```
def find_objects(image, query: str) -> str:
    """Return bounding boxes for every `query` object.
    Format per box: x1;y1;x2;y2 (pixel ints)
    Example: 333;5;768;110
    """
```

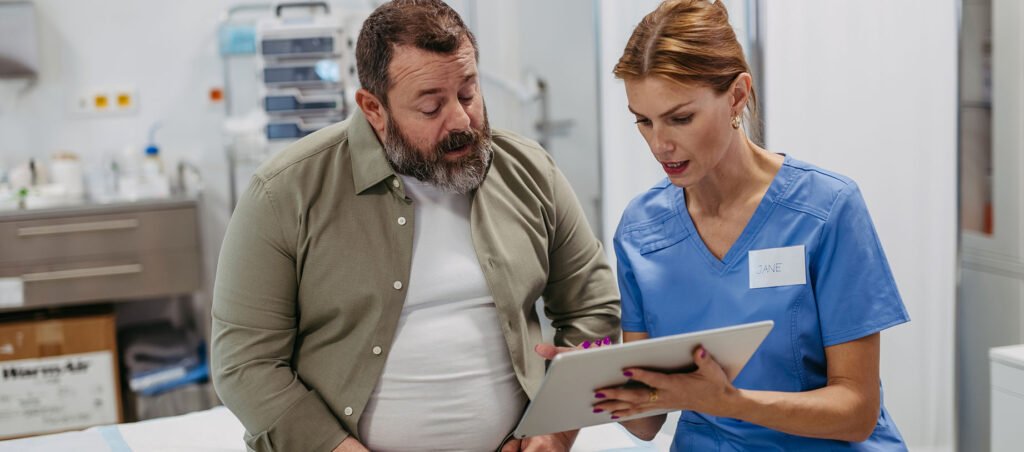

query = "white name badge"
748;245;807;289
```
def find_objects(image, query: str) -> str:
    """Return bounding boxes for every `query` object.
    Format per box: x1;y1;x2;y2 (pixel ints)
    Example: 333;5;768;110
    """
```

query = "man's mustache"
437;129;481;153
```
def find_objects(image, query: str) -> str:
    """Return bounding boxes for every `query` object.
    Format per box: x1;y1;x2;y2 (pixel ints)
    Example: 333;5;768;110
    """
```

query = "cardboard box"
0;312;122;439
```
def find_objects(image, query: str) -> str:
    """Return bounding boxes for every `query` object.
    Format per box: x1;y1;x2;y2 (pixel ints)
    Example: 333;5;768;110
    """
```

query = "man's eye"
458;95;474;103
422;106;440;116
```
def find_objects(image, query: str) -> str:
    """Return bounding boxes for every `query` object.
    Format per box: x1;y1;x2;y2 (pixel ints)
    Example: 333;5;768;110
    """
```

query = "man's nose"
443;100;472;132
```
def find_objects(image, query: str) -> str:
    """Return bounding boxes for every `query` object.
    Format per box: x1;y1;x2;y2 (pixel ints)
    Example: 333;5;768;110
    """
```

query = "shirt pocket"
626;214;690;256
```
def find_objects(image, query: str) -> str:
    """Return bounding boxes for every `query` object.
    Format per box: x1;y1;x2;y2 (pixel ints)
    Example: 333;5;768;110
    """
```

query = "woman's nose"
651;127;674;155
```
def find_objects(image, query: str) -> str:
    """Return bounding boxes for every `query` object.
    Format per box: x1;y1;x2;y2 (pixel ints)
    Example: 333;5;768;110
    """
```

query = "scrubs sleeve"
813;183;910;347
614;225;647;333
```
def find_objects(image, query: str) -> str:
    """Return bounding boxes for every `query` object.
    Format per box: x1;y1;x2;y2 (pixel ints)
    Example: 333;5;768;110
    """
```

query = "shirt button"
397;217;407;226
393;281;403;290
391;179;400;188
372;346;383;355
344;406;353;416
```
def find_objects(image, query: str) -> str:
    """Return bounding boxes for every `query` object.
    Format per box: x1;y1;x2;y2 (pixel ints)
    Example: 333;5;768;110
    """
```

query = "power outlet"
72;87;138;115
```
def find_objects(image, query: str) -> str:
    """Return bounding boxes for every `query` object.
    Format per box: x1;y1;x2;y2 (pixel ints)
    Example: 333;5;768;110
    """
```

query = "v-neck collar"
673;154;797;274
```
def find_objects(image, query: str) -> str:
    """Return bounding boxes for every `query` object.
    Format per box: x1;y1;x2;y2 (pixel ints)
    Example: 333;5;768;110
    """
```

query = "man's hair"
356;0;479;107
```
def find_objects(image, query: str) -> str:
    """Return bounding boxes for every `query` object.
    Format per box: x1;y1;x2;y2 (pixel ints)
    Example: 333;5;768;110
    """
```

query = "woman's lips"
662;160;689;175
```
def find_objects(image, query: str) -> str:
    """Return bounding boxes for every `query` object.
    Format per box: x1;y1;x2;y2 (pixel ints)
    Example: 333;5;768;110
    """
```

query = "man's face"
379;38;492;193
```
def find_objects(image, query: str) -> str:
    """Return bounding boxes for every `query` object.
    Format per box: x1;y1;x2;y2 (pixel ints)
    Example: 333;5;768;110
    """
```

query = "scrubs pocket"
671;419;720;452
628;216;689;256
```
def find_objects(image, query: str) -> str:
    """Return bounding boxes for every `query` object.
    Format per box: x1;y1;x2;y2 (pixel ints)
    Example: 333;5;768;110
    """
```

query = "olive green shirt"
211;110;620;452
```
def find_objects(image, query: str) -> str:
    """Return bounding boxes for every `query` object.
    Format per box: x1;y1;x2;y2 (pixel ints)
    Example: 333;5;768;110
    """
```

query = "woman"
591;0;910;450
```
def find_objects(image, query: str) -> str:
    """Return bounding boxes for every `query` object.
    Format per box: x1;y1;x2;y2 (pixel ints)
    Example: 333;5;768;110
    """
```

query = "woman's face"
624;76;738;188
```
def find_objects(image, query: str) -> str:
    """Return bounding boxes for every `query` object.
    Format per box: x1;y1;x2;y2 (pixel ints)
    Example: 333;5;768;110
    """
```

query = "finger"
609;404;656;419
621;368;670;389
594;387;651;405
533;344;575;360
592;400;639;414
693;345;708;367
500;438;521;452
534;344;558;360
694;345;723;372
519;437;545;452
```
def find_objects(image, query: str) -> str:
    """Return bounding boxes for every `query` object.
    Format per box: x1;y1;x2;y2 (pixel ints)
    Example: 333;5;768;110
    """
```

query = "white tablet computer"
512;320;773;439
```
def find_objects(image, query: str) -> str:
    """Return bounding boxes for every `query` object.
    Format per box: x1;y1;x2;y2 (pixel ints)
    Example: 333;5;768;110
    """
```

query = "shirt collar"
349;108;398;194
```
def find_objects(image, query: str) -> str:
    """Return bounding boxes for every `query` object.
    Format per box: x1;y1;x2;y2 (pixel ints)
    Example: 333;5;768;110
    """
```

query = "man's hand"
534;335;613;360
332;436;369;452
500;431;575;452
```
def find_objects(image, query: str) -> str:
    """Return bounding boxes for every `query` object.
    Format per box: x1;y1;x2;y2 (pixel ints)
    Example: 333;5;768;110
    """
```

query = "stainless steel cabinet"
0;199;201;311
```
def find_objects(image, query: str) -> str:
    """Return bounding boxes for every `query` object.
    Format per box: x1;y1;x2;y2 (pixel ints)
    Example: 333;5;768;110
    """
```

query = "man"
211;1;619;451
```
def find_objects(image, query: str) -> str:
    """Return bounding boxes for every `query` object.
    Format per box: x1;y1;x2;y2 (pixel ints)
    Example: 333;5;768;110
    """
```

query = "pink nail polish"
623;371;633;377
603;337;612;345
594;392;606;399
582;340;592;349
700;348;706;358
593;408;603;413
611;415;620;420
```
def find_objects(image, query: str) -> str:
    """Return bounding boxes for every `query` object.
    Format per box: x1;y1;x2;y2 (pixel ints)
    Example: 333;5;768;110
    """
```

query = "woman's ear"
729;73;753;113
356;88;387;135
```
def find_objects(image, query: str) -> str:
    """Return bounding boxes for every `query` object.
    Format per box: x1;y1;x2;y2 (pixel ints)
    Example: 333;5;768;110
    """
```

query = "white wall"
597;1;958;450
763;1;957;450
468;0;604;234
597;0;664;248
0;0;378;340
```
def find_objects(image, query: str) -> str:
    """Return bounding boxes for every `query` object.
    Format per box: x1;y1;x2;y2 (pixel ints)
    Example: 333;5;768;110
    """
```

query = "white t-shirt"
357;176;528;451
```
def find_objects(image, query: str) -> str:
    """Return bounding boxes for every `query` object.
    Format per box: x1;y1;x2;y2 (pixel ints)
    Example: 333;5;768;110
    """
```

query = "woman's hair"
614;0;760;141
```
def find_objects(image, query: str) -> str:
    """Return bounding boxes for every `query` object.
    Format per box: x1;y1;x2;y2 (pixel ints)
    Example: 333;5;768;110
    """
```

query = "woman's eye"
634;118;651;126
672;115;693;124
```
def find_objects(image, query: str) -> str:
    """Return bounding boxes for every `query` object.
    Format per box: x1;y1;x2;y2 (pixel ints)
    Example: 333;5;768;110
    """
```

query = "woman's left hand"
592;346;739;419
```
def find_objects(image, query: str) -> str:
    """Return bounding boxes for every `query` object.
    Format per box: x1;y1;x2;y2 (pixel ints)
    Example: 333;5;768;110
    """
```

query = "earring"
731;115;741;129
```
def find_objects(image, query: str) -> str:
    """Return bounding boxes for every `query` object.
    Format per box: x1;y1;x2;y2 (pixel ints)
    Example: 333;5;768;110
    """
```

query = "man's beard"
381;111;493;194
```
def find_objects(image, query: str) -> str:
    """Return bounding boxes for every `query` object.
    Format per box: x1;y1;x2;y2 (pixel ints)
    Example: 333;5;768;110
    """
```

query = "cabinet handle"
21;264;143;282
17;219;140;237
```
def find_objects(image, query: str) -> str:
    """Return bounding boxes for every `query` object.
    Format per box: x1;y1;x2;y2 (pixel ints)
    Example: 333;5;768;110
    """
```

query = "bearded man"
210;1;620;451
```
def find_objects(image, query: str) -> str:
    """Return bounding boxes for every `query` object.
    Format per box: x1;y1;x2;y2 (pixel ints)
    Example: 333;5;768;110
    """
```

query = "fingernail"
700;348;707;358
582;340;592;349
623;370;633;377
611;415;620;420
593;408;604;413
603;336;612;345
594;392;606;399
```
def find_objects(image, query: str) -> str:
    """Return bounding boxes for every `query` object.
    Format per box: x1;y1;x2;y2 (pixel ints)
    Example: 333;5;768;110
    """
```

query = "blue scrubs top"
614;156;910;451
